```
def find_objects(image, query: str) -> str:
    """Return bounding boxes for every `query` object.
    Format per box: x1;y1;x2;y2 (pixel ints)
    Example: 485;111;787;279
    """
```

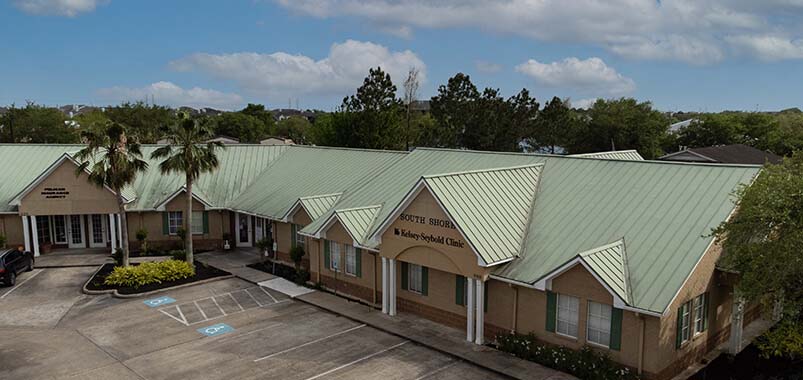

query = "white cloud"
274;0;803;63
515;57;636;96
170;40;426;99
727;35;803;61
379;25;413;39
97;81;244;110
13;0;107;17
475;61;502;74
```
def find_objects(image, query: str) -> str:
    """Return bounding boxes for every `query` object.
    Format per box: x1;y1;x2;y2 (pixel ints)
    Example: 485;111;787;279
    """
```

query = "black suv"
0;248;34;286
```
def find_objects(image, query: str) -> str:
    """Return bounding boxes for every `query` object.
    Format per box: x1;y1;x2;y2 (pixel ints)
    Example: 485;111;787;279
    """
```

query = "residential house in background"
659;144;782;165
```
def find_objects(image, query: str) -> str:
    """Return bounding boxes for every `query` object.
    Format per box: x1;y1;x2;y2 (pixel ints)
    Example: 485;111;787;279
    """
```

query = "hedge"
104;260;195;288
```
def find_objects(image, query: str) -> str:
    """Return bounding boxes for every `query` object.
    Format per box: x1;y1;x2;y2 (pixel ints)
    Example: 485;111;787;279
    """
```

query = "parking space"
0;266;95;327
0;271;510;380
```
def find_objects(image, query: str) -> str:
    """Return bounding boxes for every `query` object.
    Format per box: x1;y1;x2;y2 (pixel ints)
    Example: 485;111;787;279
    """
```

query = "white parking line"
303;340;410;380
211;295;227;316
413;361;457;380
159;306;189;326
260;286;279;303
194;300;208;320
254;324;367;362
0;269;43;299
243;288;263;307
229;293;245;312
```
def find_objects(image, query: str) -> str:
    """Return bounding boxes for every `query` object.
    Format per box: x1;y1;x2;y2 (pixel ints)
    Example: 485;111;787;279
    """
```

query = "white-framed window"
694;294;707;334
408;264;423;294
168;211;182;235
191;211;204;235
587;301;612;347
329;241;341;272
679;301;692;343
295;224;305;248
556;294;580;338
345;244;357;276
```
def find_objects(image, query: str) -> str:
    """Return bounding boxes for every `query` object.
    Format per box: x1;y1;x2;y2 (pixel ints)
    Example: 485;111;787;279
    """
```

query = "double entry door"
65;215;107;248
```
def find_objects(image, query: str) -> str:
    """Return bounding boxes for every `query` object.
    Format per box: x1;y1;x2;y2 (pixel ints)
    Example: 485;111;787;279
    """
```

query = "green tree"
73;109;111;134
769;111;803;156
426;73;480;148
105;102;174;143
336;67;404;149
151;114;224;265
275;116;311;144
308;113;337;146
240;103;275;134
567;98;669;159
0;102;76;143
211;112;267;143
529;96;572;154
74;121;148;267
714;153;803;358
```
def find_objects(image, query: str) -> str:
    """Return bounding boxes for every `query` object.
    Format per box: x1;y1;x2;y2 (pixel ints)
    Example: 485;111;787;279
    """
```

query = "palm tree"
75;121;148;267
151;114;223;265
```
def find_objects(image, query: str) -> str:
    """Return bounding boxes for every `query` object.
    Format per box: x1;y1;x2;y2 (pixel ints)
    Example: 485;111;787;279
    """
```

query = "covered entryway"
10;154;129;256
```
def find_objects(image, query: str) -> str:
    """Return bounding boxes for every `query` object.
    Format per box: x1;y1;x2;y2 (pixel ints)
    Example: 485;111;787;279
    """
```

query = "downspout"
511;284;519;333
638;313;645;376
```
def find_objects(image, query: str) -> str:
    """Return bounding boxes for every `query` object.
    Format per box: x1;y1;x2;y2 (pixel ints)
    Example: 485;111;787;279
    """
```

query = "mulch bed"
85;262;230;295
248;260;309;284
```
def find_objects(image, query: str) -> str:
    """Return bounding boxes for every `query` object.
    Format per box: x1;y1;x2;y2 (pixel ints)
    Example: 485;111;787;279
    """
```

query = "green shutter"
324;240;330;270
455;275;466;305
202;212;209;234
401;262;408;290
676;306;684;349
546;291;557;332
421;266;428;296
355;248;362;278
610;307;623;351
702;293;710;332
291;224;297;248
162;212;169;235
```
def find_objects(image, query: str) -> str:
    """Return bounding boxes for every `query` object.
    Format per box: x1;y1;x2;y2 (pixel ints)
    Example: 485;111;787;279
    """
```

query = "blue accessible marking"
198;323;234;337
143;296;176;308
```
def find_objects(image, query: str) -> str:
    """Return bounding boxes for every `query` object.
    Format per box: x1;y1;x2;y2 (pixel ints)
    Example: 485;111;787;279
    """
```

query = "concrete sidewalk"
295;291;575;380
196;249;276;284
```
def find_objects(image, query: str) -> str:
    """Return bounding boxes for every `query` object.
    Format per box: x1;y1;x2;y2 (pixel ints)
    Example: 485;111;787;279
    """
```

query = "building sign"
399;213;457;230
41;187;70;199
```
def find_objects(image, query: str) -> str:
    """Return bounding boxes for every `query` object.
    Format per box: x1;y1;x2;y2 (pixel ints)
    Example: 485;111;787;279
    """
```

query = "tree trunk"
117;191;130;267
185;176;194;266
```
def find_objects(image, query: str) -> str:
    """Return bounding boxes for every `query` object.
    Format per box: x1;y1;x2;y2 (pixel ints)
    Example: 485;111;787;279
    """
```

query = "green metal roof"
329;205;382;244
578;239;631;305
492;158;760;313
229;146;406;219
570;150;644;161
296;193;343;220
421;164;543;265
0;145;86;212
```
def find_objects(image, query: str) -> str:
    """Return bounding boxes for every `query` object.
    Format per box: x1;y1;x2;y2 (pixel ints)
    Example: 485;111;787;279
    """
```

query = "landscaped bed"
85;260;230;295
247;260;310;285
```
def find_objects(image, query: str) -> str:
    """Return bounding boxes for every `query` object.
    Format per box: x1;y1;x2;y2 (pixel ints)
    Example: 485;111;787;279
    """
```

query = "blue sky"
1;0;802;112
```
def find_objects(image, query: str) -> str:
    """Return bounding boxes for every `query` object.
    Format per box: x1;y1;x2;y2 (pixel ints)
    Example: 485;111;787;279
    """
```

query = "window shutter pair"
323;240;330;270
455;275;466;305
355;248;362;278
609;308;623;351
546;291;557;332
401;262;409;290
291;224;297;248
162;212;169;235
202;211;209;234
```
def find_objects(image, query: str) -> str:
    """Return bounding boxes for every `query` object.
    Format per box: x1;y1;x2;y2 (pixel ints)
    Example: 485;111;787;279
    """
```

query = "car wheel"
7;271;15;286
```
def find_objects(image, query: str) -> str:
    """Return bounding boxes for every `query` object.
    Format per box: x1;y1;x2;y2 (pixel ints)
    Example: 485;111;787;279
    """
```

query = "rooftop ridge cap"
422;163;544;179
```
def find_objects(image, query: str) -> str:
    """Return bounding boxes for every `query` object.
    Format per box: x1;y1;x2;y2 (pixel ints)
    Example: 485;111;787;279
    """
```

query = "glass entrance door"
237;213;252;247
67;215;85;248
88;214;107;248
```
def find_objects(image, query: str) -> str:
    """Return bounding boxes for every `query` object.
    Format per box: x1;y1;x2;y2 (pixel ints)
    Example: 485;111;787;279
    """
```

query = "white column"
729;296;745;354
116;214;123;245
389;259;397;316
466;277;475;342
475;279;485;345
21;215;31;252
29;216;40;257
381;257;389;314
109;214;117;253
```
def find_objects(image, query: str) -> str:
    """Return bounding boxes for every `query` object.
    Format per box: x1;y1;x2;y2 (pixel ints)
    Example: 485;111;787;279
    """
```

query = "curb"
82;264;235;299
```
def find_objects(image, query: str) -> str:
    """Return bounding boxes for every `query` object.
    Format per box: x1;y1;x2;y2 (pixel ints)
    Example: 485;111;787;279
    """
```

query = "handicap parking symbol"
198;323;234;337
143;296;176;308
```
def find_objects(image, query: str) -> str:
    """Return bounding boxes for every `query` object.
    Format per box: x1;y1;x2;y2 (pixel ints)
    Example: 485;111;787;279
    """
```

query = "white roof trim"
9;153;131;206
154;186;212;211
659;149;716;162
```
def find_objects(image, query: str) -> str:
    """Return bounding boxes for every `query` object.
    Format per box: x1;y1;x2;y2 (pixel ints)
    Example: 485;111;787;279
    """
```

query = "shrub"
495;333;639;380
170;250;187;261
104;260;195;288
176;227;187;246
112;248;124;266
289;246;305;267
136;228;149;253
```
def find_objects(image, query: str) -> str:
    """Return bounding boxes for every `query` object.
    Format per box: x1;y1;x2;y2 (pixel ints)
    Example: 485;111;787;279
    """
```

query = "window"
587;301;612;347
191;211;203;235
294;224;305;248
408;264;424;294
329;241;341;272
679;301;692;344
168;211;183;235
53;216;67;244
344;244;357;276
556;294;580;338
36;215;51;244
694;294;708;334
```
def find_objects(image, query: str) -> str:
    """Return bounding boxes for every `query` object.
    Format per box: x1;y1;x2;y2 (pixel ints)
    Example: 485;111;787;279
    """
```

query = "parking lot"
0;267;509;380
